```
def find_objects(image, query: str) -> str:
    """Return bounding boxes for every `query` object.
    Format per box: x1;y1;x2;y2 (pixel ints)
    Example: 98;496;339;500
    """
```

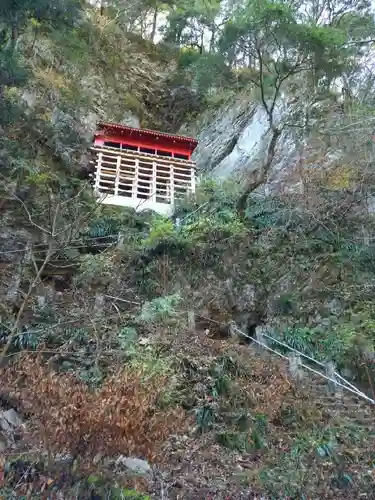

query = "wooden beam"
91;145;196;169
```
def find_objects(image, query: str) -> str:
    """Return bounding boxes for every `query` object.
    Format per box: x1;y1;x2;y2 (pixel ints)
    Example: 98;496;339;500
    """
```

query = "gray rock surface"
0;409;23;431
0;408;23;450
115;456;151;475
191;96;304;194
120;111;140;128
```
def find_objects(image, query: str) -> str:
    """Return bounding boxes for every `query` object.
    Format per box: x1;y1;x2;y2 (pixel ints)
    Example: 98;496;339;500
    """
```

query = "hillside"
1;0;375;498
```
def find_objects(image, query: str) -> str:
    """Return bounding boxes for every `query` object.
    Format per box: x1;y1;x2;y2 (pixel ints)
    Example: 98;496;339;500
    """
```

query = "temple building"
91;121;198;215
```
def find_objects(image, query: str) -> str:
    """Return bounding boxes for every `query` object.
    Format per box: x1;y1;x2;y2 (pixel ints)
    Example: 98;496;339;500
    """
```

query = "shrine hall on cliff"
91;122;198;215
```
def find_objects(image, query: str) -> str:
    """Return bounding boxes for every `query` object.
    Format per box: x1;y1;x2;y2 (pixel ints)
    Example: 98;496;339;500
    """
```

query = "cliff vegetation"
1;0;375;498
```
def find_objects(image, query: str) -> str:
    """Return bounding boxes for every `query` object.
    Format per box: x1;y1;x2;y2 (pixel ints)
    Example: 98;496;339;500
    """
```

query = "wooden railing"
91;146;196;208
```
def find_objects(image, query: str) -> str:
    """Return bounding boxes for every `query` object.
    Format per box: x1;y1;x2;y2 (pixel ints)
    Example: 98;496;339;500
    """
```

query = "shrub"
1;357;187;464
142;216;177;249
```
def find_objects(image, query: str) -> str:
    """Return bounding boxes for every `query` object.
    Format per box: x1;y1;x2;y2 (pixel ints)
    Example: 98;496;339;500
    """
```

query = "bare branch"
0;240;54;365
0;174;52;235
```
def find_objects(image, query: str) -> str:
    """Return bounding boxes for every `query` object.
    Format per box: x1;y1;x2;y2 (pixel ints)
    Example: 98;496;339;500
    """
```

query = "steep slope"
2;320;375;499
19;11;173;143
1;1;375;498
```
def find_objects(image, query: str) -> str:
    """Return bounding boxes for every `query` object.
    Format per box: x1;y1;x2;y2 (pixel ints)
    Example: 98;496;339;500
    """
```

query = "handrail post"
255;325;268;358
187;311;195;332
229;320;236;336
288;353;303;384
325;361;343;399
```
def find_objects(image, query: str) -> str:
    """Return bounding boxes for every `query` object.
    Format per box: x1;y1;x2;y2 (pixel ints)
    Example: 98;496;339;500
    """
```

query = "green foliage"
267;300;375;374
86;217;121;239
0;0;82;34
195;404;217;431
208;355;240;397
245;197;294;229
75;253;117;287
0;48;28;88
0;0;83;133
119;490;150;500
259;457;308;497
76;365;104;386
0;326;41;352
118;326;138;352
177;46;201;68
142;216;176;248
336;241;375;272
216;413;268;452
84;475;151;499
130;347;173;379
273;326;353;363
216;430;253;452
181;210;246;242
173;179;247;245
0;51;28;129
190;53;231;92
214;0;374;100
139;293;181;323
0;0;375;497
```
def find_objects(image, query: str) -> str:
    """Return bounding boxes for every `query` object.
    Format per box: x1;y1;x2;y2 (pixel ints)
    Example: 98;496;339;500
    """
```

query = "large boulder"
115;456;151;475
0;408;23;450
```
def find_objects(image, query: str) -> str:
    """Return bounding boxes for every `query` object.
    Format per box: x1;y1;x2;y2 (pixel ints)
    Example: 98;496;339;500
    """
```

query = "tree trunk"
228;46;236;68
176;25;184;45
150;7;158;42
248;53;252;69
237;126;282;215
209;25;216;53
10;23;18;50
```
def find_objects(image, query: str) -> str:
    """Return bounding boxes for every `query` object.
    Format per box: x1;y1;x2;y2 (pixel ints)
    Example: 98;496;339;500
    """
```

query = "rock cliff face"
190;95;304;193
190;93;375;220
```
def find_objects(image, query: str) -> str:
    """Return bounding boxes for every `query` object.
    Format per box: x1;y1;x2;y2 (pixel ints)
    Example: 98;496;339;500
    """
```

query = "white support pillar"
114;155;121;196
169;164;175;208
132;159;139;200
94;152;102;194
191;166;196;194
151;161;157;202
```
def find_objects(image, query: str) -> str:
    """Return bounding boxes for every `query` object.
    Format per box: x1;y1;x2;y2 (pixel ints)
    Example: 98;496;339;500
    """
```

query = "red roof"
96;121;198;150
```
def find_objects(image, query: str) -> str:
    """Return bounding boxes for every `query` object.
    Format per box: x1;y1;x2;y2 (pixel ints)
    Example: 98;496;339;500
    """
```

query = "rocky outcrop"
115;456;151;475
191;96;300;193
0;408;23;451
